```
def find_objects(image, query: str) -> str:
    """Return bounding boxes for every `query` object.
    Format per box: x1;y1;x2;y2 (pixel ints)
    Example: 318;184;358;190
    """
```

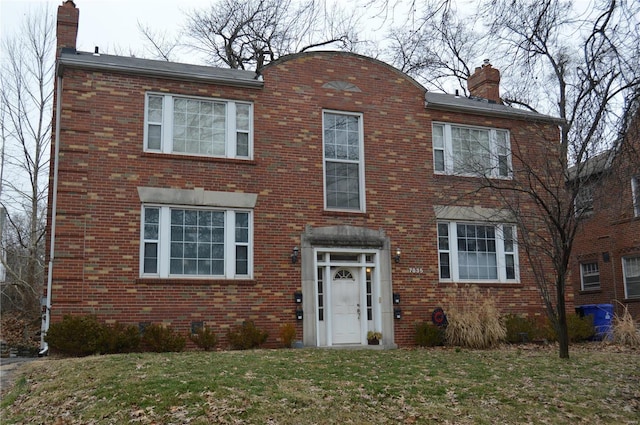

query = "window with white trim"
433;123;511;178
580;262;600;291
575;183;594;217
323;111;365;211
141;206;251;278
144;93;252;159
632;176;640;217
437;222;518;282
622;256;640;298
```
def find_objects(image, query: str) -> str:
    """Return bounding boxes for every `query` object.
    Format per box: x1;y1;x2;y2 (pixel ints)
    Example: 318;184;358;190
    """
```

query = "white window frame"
580;262;600;291
437;221;519;283
432;122;511;178
322;110;366;212
575;183;594;217
622;256;640;299
144;93;253;159
632;176;640;218
140;205;253;279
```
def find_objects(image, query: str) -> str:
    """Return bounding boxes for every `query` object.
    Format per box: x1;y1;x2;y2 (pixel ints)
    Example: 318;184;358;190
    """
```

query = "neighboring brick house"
43;1;564;349
570;112;640;319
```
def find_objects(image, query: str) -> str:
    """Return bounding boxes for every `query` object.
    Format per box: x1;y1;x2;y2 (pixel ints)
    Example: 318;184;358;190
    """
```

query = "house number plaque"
408;267;424;274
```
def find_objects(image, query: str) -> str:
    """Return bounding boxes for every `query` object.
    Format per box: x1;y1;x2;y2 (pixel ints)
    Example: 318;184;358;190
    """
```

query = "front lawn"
2;345;639;424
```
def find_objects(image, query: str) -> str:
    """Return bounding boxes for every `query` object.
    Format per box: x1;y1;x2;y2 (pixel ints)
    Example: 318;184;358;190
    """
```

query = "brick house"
43;1;565;350
570;111;640;319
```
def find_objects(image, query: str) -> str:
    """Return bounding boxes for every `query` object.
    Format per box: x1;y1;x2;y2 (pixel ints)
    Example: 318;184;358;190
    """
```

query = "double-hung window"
145;93;252;159
437;222;518;283
580;262;600;291
323;111;365;211
141;206;251;278
632;176;640;217
433;123;511;178
622;256;640;298
575;183;594;217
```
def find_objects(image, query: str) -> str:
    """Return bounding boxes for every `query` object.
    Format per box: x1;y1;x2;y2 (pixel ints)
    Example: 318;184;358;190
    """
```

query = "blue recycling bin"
577;304;614;340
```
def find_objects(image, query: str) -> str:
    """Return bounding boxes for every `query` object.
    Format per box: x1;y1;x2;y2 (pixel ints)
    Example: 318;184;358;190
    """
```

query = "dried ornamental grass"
612;304;640;347
444;284;506;349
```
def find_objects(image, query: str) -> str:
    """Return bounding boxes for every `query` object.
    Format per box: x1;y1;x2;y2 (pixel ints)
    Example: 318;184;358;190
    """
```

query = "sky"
1;0;214;61
1;0;422;64
0;0;598;66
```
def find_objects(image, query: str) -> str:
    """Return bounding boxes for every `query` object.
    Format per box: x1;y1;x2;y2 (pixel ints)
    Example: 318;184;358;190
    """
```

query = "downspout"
40;74;63;356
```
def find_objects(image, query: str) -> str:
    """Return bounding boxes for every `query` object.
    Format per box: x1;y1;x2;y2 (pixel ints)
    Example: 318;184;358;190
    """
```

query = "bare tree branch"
137;21;181;62
182;0;362;70
384;0;639;359
0;6;53;318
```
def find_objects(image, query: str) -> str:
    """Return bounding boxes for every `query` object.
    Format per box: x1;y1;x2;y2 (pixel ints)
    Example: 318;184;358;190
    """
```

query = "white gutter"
40;75;63;356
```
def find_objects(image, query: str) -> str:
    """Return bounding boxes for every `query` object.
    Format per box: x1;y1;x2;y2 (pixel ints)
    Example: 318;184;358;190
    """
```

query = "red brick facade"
570;115;640;319
44;2;566;348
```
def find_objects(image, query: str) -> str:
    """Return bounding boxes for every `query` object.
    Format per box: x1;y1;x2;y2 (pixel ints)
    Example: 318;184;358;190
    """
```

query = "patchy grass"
2;345;639;424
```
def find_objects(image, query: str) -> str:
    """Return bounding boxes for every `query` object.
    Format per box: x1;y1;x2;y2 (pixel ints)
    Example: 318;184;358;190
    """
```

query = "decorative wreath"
431;307;448;327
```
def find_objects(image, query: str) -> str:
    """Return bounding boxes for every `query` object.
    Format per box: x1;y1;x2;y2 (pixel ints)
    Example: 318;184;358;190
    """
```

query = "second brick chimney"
56;0;79;56
467;59;501;104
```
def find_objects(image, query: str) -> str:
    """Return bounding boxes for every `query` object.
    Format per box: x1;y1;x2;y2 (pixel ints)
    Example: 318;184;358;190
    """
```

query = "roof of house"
57;49;264;88
567;150;614;181
424;92;563;124
57;49;562;124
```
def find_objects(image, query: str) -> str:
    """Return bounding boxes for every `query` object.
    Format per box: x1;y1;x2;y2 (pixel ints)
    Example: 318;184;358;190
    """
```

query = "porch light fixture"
393;293;400;304
394;248;401;263
296;308;304;320
294;291;303;303
394;308;402;320
291;246;299;264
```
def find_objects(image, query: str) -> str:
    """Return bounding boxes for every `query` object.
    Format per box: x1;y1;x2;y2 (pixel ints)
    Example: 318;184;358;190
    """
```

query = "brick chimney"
56;0;79;56
467;59;501;104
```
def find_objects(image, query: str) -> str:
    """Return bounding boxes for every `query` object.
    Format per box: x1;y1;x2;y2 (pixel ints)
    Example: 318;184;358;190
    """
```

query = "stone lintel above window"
302;225;386;248
137;187;258;209
434;205;515;223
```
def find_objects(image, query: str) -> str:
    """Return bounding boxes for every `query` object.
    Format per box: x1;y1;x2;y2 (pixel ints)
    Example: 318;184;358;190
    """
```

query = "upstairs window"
145;93;252;159
575;183;594;217
433;123;511;178
323;111;365;211
580;262;600;291
633;176;639;217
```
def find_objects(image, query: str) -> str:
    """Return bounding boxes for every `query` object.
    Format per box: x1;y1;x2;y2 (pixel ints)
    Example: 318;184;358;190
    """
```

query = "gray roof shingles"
425;92;563;124
58;49;263;88
58;49;561;123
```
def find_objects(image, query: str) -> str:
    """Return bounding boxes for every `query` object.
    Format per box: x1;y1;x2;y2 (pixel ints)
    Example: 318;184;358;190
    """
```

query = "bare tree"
385;0;478;93
482;0;639;359
384;0;639;358
182;0;361;70
0;6;54;320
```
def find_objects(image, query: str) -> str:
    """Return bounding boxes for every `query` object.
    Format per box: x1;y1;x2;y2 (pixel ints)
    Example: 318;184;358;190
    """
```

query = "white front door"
331;268;361;344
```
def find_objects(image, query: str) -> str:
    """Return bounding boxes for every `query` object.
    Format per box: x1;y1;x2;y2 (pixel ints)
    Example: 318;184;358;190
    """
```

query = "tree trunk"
556;275;569;359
